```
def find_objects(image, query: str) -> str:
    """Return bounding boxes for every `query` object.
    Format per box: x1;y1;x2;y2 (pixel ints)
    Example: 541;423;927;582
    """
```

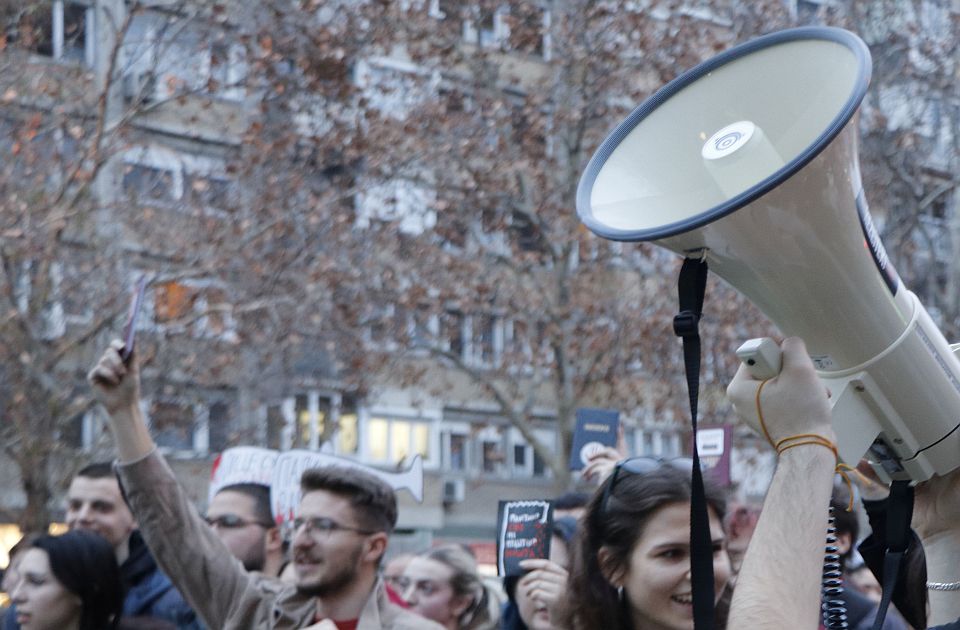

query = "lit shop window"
367;417;431;465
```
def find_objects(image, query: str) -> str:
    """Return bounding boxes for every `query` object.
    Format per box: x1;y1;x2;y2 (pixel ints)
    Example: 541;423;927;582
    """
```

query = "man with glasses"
206;483;286;577
88;339;442;630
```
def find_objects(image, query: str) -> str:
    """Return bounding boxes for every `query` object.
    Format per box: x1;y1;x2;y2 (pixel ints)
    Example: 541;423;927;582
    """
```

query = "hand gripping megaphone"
576;26;960;482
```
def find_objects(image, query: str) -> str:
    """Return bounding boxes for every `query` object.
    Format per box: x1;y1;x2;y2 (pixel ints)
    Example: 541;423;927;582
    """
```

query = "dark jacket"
858;497;926;630
122;531;203;629
834;583;909;630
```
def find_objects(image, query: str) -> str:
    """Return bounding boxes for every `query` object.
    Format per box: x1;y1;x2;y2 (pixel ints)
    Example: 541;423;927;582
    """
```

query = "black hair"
830;486;859;565
33;530;124;630
74;461;132;511
552;491;590;511
217;482;274;526
76;462;115;479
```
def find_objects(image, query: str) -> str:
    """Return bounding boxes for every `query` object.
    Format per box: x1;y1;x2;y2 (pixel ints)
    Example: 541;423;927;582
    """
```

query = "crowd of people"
0;336;957;629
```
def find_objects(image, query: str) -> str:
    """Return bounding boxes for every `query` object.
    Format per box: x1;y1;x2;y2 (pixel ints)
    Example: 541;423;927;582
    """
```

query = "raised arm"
88;341;276;629
725;337;838;629
87;339;155;462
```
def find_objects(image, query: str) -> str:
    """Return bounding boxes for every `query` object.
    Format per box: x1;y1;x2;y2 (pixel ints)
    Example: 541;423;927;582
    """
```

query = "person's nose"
75;503;94;523
292;524;314;550
401;581;417;604
10;578;25;604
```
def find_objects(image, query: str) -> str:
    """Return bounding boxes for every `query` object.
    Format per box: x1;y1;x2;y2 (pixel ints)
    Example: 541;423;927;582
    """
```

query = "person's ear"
265;526;284;553
363;533;389;565
835;530;852;556
597;546;624;587
449;592;474;618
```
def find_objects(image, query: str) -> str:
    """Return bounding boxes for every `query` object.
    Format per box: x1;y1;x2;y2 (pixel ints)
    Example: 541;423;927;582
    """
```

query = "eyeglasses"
292;516;377;537
599;456;695;516
204;514;275;529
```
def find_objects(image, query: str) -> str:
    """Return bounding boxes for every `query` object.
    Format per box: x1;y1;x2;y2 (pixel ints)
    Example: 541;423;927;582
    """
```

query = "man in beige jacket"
89;340;443;630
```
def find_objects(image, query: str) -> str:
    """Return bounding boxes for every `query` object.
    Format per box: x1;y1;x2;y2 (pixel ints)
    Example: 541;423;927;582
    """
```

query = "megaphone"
576;26;960;482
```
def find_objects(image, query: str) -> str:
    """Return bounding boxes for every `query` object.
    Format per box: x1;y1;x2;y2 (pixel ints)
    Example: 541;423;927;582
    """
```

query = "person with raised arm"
725;337;960;630
88;340;442;630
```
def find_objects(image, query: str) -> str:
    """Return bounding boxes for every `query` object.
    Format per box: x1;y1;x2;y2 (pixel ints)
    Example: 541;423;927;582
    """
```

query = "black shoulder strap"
871;480;913;630
674;255;715;630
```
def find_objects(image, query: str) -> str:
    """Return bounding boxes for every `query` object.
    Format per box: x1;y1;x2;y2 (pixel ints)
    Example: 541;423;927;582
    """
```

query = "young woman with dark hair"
561;459;732;630
11;530;124;630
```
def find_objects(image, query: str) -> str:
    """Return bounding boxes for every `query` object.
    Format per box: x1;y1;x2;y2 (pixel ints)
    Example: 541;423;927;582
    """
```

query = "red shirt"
314;616;359;630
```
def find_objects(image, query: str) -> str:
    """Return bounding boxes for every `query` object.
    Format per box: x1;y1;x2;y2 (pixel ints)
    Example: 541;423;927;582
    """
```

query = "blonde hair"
420;545;500;630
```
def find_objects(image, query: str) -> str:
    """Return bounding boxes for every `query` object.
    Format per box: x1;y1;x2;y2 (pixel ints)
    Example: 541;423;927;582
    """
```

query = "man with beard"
88;339;442;630
206;483;286;578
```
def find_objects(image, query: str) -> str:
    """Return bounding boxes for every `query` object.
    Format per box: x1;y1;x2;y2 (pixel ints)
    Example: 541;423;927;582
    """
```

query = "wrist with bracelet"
756;379;859;510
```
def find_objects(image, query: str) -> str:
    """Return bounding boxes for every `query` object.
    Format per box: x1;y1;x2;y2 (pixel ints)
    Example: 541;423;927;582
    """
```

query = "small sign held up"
568;408;619;471
496;500;552;576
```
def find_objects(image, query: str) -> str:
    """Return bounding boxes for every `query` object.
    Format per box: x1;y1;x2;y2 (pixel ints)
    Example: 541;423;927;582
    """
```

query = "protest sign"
496;499;552;576
569;408;620;470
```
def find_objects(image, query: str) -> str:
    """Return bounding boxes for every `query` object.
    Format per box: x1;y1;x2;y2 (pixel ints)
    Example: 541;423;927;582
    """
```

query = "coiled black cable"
822;506;849;629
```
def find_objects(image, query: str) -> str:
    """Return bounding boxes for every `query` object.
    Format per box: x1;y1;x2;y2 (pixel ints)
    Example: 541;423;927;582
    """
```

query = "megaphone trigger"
736;337;783;380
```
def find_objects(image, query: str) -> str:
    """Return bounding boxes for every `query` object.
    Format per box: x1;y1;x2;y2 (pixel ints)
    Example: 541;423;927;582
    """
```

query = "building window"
122;164;179;205
636;429;682;457
506;2;549;58
338;406;359;455
478;426;506;474
354;177;437;235
208;401;231;453
270;393;359;454
149;280;236;341
266;405;286;450
512;443;529;475
209;42;247;101
23;1;93;66
464;5;509;48
188;173;233;213
12;260;66;340
444;432;469;471
148;399;199;453
58;413;86;450
367;417;431;465
441;309;465;358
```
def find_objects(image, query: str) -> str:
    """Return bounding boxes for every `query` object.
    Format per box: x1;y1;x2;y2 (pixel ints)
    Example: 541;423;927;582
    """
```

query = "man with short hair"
206;483;286;577
66;463;202;629
88;339;442;630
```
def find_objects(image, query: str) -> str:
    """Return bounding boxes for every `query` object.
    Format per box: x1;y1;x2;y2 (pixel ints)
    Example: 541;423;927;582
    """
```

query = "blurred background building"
1;0;957;571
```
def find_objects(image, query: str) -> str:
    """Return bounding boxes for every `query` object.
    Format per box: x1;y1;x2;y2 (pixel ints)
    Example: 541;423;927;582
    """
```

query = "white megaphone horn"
577;26;960;482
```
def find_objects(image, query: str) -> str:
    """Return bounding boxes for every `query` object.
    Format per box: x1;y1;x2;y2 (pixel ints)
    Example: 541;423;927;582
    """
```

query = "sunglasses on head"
599;456;696;516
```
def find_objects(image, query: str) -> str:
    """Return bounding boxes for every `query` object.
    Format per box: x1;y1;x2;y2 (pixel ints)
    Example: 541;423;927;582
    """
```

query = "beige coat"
118;451;442;630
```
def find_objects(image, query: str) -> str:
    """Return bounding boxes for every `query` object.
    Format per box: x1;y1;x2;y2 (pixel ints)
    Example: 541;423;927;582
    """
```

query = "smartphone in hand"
121;274;149;363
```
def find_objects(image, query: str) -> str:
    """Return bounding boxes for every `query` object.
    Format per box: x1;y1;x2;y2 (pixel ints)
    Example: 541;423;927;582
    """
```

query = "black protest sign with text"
496;500;552;576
